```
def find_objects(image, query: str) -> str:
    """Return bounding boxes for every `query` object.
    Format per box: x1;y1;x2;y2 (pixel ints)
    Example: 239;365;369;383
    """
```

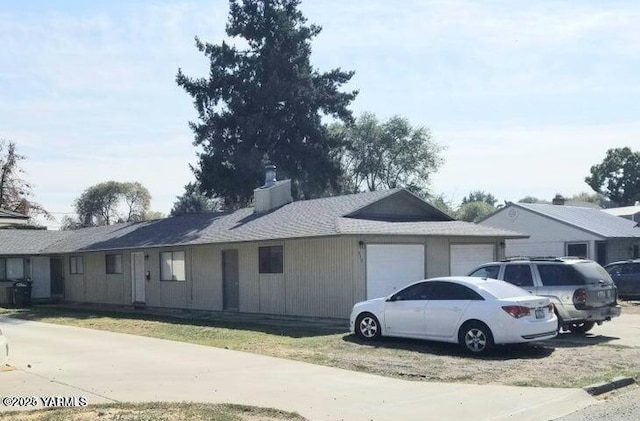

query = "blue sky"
2;0;639;228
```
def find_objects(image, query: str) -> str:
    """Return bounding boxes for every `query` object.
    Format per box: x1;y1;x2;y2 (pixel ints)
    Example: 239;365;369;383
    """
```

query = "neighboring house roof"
0;209;28;219
499;203;640;238
603;205;640;218
564;200;602;209
0;209;29;227
0;189;527;255
0;230;72;255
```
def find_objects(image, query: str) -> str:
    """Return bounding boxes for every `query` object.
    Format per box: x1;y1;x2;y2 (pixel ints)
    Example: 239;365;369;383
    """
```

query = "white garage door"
450;244;495;276
366;244;424;299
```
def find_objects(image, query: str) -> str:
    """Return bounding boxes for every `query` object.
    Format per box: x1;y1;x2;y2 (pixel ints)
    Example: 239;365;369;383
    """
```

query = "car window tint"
428;281;483;300
537;264;585;286
503;264;534;287
621;263;640;276
394;282;430;301
571;262;608;284
605;264;621;276
469;265;500;279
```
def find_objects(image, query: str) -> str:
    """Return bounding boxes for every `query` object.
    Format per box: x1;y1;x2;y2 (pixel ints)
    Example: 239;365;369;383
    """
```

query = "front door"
222;249;239;310
131;252;145;303
50;257;65;296
596;242;607;266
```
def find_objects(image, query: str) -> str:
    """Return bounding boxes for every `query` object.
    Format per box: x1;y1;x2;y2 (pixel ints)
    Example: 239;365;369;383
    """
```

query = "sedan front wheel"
355;313;381;340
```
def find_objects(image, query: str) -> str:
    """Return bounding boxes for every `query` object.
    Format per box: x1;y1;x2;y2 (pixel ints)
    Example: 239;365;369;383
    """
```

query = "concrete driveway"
0;316;596;420
551;314;640;348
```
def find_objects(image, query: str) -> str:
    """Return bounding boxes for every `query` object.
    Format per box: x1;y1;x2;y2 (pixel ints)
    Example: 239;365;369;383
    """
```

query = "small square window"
259;246;283;274
160;251;186;281
70;256;84;274
566;243;588;259
106;254;123;274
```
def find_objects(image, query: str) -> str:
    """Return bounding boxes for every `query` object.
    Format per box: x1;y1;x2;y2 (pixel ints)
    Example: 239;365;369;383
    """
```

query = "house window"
106;254;123;274
70;256;84;274
259;246;283;274
160;251;186;281
6;258;24;279
0;258;21;280
566;243;588;259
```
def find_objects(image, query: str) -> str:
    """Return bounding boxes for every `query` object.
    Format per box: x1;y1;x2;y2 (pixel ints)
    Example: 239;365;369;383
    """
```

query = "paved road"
0;316;597;421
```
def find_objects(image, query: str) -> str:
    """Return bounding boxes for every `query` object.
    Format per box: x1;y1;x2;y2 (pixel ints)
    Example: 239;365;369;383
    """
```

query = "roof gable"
345;189;454;222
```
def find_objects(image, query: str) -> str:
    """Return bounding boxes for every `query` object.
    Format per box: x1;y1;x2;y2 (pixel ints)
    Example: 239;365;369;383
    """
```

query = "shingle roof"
0;189;527;255
0;209;28;219
0;230;72;255
514;203;640;238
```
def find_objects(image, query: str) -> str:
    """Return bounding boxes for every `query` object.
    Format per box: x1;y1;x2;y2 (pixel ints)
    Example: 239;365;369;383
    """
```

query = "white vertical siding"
190;245;222;311
284;237;355;318
482;206;601;258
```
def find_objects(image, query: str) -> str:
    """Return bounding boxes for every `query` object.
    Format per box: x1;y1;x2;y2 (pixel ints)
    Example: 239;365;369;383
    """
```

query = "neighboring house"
603;205;640;222
0;209;29;228
0;180;525;318
479;200;640;266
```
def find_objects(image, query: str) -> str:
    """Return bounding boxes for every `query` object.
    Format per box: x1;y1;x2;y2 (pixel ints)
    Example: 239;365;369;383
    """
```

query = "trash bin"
13;281;32;308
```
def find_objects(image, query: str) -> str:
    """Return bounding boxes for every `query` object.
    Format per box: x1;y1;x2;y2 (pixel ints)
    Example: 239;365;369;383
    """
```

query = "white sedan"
0;327;7;365
350;276;557;355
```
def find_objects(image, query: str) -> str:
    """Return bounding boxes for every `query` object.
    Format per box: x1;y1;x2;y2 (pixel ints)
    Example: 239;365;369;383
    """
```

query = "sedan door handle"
452;307;461;312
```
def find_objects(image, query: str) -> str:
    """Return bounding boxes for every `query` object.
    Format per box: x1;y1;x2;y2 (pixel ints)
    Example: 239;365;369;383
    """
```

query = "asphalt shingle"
0;189;526;255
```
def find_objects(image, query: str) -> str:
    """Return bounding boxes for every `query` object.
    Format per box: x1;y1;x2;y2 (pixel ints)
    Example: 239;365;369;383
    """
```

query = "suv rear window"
537;264;585;286
572;261;614;283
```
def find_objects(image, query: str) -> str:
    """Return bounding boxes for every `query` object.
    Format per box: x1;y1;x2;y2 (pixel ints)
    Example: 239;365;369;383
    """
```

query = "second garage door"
450;244;495;276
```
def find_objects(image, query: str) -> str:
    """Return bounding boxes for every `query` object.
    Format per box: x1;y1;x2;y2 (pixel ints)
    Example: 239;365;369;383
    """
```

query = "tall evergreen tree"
177;0;357;209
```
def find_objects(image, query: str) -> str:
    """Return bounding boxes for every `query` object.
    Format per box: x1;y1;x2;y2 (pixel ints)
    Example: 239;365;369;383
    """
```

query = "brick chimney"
552;194;566;206
254;165;292;213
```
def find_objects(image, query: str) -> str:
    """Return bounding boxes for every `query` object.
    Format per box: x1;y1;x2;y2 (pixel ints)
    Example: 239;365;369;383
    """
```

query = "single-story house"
0;209;29;228
1;180;526;318
603;205;640;223
479;200;640;266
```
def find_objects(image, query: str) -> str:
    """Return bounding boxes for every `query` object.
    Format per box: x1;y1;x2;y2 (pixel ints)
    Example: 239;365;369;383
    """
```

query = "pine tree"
177;0;357;209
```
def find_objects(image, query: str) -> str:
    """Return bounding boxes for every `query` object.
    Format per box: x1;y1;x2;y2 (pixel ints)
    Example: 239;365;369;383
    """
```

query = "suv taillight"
502;305;531;318
573;288;587;309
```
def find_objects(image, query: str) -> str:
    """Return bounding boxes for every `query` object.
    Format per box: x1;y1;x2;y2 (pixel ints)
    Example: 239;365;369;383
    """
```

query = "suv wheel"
567;321;595;334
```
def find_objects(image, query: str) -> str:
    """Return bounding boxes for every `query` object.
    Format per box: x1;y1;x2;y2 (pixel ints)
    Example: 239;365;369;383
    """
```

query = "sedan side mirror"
386;295;397;302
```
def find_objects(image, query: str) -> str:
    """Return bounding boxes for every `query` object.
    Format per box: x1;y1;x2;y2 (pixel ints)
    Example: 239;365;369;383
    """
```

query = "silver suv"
468;257;621;334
